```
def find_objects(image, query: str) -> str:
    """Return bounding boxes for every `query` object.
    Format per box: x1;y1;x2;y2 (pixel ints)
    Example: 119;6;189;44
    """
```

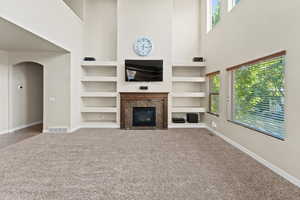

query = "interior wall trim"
205;126;300;188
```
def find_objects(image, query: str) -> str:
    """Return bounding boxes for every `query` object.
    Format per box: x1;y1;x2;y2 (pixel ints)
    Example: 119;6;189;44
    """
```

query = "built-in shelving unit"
80;61;119;128
171;62;206;128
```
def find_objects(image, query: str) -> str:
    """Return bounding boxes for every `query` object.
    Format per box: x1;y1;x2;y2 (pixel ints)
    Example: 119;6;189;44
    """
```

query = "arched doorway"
10;62;44;133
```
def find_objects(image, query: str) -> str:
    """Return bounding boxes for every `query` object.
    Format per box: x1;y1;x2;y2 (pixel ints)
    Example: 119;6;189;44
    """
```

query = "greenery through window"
208;72;221;115
230;54;286;140
212;0;221;27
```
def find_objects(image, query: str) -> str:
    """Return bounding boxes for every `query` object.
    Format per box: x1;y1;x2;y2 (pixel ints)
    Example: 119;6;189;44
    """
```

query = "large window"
228;51;286;140
208;71;221;116
207;0;221;31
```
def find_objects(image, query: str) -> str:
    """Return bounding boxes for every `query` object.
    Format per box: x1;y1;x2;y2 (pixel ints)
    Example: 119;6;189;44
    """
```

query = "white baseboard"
205;126;300;188
0;129;8;135
0;121;42;135
69;126;81;133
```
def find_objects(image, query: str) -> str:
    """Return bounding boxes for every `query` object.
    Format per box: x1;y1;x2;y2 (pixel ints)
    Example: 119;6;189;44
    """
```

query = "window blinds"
229;53;286;140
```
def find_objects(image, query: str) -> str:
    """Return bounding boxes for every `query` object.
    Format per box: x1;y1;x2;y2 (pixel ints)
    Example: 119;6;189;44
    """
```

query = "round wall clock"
133;37;153;57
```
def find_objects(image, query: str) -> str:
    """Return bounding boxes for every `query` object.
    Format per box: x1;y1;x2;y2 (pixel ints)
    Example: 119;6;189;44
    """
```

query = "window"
227;51;286;140
207;71;221;116
229;0;241;11
207;0;221;31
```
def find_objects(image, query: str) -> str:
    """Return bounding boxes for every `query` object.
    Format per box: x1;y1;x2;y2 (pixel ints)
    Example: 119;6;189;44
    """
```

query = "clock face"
133;37;153;57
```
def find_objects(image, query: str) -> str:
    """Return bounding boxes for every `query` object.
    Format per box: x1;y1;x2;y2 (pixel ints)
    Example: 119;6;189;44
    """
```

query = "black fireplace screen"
132;107;156;127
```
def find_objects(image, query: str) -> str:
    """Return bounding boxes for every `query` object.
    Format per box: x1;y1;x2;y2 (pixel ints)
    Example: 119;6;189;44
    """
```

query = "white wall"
0;0;83;131
0;50;9;134
118;0;173;93
63;0;84;20
12;62;43;129
173;0;201;62
83;0;117;61
201;0;300;180
8;52;71;132
0;0;82;52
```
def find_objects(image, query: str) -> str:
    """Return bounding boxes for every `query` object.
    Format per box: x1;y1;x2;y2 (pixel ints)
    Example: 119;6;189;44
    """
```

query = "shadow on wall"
10;62;44;132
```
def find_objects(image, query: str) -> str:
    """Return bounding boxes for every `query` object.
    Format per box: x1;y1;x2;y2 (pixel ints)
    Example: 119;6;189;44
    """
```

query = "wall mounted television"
125;60;163;82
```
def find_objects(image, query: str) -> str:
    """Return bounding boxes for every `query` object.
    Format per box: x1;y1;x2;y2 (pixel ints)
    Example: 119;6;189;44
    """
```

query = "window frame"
226;51;287;140
207;71;221;117
228;0;241;12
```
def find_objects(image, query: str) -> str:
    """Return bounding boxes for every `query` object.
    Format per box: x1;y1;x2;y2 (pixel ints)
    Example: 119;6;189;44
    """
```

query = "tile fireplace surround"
120;93;168;130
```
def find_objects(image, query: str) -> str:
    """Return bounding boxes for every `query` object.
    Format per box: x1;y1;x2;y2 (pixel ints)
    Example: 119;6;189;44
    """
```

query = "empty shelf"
81;61;117;67
81;76;117;82
172;62;205;67
172;92;206;98
81;107;118;113
172;77;206;82
81;92;118;97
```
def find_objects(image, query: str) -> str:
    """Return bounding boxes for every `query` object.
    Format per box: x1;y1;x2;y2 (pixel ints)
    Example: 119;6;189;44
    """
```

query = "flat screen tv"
125;60;163;82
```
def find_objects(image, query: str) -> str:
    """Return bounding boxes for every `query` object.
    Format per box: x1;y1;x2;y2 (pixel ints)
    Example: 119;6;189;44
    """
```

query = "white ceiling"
0;17;67;52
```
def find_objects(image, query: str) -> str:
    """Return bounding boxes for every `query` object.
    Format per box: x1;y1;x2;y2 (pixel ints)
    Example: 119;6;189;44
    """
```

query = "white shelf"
172;107;206;113
169;123;206;128
172;92;206;98
81;107;118;113
81;61;117;67
173;62;205;67
81;76;117;82
81;92;118;98
172;77;206;82
81;122;119;128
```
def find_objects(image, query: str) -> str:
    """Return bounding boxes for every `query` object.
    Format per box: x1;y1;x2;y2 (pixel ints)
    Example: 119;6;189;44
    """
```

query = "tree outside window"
230;54;286;140
212;0;221;27
208;72;221;116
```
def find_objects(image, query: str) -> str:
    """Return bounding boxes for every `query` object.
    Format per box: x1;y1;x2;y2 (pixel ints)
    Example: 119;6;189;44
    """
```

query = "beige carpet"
0;128;299;200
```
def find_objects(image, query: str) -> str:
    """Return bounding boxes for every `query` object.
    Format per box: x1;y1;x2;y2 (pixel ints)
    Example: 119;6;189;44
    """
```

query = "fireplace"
133;107;156;127
120;93;168;130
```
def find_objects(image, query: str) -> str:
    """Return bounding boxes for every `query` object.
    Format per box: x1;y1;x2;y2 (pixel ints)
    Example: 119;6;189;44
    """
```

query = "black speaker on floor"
172;118;186;123
187;113;198;123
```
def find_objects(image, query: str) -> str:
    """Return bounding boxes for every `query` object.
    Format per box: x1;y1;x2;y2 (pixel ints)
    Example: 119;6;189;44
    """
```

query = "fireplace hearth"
120;93;168;130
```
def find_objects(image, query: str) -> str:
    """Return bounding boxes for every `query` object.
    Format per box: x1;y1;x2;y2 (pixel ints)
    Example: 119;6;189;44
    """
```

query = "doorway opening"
10;62;44;133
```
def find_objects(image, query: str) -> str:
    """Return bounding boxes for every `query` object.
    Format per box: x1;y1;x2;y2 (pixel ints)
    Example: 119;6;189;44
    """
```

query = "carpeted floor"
0;128;299;200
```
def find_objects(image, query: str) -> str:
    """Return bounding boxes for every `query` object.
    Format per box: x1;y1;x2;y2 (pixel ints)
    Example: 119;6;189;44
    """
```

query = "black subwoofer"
187;113;199;123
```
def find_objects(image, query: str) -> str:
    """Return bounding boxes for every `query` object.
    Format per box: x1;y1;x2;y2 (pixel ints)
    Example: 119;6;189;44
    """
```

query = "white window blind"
230;54;285;140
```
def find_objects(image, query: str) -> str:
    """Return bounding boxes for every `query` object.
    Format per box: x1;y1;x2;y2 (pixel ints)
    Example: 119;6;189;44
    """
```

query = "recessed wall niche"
83;0;117;61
